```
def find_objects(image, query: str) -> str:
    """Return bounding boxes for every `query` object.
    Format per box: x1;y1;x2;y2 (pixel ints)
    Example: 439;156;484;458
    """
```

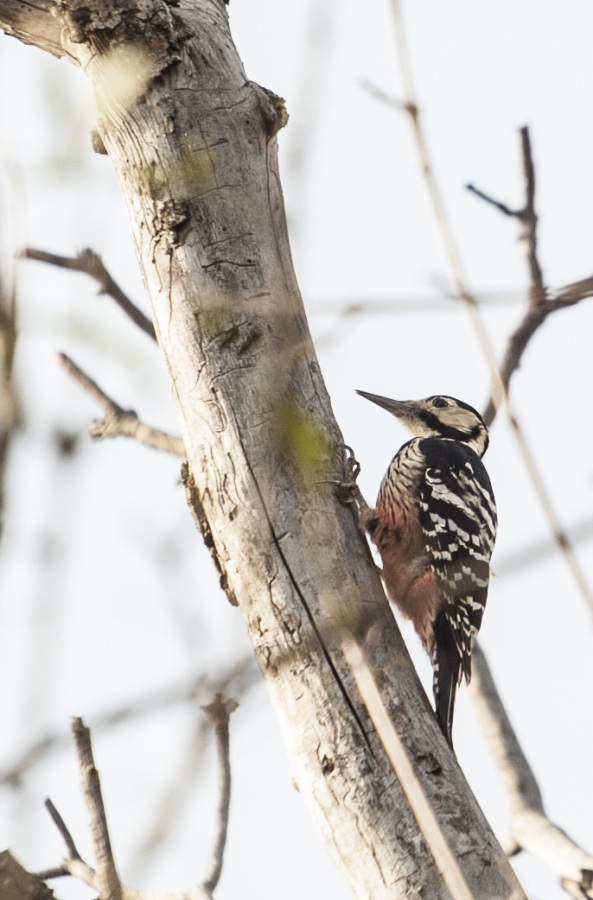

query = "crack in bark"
237;444;375;757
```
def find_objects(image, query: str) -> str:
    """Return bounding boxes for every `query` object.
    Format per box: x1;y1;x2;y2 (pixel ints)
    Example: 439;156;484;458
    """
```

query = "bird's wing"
418;440;497;681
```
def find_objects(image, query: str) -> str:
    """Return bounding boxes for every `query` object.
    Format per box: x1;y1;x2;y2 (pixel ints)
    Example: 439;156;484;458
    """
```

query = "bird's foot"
332;444;368;508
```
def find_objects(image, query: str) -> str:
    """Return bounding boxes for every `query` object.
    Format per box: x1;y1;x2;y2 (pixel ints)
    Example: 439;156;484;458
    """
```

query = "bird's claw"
332;444;365;505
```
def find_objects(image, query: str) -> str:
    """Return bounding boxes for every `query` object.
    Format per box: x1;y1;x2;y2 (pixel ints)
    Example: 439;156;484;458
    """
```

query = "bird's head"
356;391;489;457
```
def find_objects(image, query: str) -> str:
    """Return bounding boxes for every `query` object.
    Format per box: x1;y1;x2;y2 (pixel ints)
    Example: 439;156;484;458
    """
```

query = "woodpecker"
356;390;497;747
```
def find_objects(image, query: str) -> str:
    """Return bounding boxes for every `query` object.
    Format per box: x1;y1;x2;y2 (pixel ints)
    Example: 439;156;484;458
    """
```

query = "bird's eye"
432;397;449;409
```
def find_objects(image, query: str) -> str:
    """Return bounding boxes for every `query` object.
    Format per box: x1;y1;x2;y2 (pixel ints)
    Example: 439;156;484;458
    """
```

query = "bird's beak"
356;390;415;421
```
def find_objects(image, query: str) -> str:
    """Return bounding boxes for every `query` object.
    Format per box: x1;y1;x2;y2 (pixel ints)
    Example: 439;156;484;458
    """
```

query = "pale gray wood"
0;2;525;897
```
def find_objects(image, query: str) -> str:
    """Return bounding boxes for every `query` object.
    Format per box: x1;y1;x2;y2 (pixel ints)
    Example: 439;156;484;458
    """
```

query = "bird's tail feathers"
432;611;462;749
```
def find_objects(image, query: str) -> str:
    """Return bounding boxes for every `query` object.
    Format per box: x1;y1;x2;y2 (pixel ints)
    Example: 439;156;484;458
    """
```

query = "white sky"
1;2;593;899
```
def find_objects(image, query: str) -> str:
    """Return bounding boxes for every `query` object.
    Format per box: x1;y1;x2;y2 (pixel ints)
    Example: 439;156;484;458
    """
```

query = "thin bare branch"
518;128;546;308
34;703;250;899
200;695;238;893
36;799;98;889
550;276;593;309
385;15;593;895
465;183;518;218
470;645;593;898
465;129;593;611
309;284;587;317
388;2;593;618
22;248;156;341
312;287;524;351
127;660;257;877
72;717;122;899
482;285;593;427
469;127;547;423
45;798;81;861
58;352;185;456
359;78;409;111
469;131;593;426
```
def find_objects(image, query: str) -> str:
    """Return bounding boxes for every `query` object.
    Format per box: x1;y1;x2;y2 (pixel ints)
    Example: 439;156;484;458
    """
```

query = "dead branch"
22;248;156;341
58;352;185;456
35;710;239;899
465;127;593;612
72;717;122;899
1;1;529;895
35;799;97;888
200;695;238;893
385;9;593;895
388;1;593;611
470;645;593;898
467;128;593;427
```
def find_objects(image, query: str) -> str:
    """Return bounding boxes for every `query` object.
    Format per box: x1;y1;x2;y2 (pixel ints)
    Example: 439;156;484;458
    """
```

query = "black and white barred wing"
418;439;497;681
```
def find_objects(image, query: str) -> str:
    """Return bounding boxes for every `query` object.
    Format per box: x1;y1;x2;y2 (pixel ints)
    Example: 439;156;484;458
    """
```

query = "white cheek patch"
442;406;473;432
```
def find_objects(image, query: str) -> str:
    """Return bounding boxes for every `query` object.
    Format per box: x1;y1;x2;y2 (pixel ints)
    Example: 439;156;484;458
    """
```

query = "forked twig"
37;707;240;899
465;128;593;612
59;352;185;456
467;128;593;427
388;0;593;618
384;8;593;894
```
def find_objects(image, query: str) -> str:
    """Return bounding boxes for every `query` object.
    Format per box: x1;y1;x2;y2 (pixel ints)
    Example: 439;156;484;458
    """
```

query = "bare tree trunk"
0;1;524;896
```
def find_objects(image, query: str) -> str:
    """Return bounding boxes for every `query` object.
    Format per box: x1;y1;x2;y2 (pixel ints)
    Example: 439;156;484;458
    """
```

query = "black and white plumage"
356;391;497;747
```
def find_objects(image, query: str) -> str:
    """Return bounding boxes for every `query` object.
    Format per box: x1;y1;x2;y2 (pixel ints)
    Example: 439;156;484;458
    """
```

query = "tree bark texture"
0;851;55;900
1;2;524;897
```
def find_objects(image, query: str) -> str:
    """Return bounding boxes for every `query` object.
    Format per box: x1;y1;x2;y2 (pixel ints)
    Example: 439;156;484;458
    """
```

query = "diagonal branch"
1;1;529;895
388;2;593;620
59;352;185;456
470;645;593;899
22;248;156;341
465;129;593;614
35;798;98;889
386;12;593;897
